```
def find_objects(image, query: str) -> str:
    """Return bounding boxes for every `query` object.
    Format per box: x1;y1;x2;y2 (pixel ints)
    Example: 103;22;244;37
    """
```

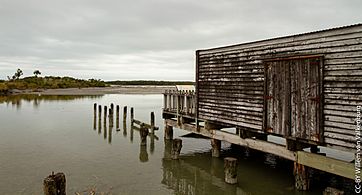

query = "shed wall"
197;24;362;151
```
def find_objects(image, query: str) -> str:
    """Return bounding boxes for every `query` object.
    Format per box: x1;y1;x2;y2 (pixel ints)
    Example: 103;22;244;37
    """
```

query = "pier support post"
150;112;155;134
109;108;113;128
93;103;97;130
211;139;221;158
171;138;182;160
130;107;134;125
93;103;97;117
43;172;66;195
224;157;238;184
140;124;148;146
294;162;310;191
164;123;173;140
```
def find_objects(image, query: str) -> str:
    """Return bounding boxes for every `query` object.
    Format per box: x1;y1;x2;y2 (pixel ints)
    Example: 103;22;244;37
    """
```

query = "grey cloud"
0;0;361;80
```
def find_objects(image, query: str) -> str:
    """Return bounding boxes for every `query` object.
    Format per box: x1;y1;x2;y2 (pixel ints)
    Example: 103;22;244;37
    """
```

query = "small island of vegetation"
0;69;107;94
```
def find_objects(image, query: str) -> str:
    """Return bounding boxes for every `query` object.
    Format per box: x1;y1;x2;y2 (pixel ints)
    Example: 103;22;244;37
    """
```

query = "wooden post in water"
93;103;97;130
211;139;221;158
109;108;113;129
171;138;182;160
294;162;309;190
164;123;173;140
150;112;155;134
123;106;127;122
104;106;107;123
224;157;238;184
43;172;66;195
130;107;134;122
110;103;114;112
116;105;120;130
140;124;148;146
98;105;102;134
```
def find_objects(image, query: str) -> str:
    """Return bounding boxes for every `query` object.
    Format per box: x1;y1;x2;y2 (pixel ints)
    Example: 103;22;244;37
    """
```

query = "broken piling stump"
224;157;238;184
140;124;148;146
150;112;155;134
171;138;182;160
164;124;173;140
211;139;221;158
123;106;127;121
130;107;134;123
116;105;120;129
294;162;309;190
43;172;66;195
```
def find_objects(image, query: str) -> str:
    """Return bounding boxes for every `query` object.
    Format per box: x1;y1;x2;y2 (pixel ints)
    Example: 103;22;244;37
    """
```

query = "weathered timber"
224;157;238;184
43;172;66;195
93;103;97;130
171;138;182;160
130;107;134;122
164;123;173;140
123;106;127;121
131;125;159;140
132;118;159;130
98;105;102;134
116;105;120;129
150;112;155;134
211;139;221;158
296;151;354;180
140;124;148;146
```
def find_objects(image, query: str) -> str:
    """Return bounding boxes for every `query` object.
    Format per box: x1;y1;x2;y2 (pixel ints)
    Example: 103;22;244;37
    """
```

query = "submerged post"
43;172;66;195
140;123;148;146
171;138;182;160
211;139;221;158
150;112;155;134
224;157;238;184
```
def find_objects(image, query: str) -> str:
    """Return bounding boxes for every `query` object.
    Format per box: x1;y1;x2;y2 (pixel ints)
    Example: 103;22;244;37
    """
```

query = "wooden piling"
224;157;238;184
98;105;102;134
43;172;66;195
171;138;182;160
130;107;134;122
211;139;221;158
294;162;309;191
140;124;148;146
109;108;113;128
110;103;114;112
104;106;107;122
93;103;97;117
150;112;155;134
93;103;97;130
123;106;127;122
116;105;120;129
164;124;173;140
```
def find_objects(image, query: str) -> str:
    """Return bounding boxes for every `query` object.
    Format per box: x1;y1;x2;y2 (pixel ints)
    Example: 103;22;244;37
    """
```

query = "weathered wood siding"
197;24;362;151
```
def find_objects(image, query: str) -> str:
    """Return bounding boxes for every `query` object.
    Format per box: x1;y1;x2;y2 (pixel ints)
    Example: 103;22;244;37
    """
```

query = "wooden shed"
195;24;362;151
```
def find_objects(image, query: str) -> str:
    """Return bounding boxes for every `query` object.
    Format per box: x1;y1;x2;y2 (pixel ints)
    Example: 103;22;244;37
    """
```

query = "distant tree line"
107;80;195;86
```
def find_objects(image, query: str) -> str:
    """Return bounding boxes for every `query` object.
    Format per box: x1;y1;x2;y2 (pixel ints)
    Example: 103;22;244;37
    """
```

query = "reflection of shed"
195;24;362;151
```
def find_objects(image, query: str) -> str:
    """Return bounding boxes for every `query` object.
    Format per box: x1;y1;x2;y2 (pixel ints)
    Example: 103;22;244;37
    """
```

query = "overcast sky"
0;0;361;81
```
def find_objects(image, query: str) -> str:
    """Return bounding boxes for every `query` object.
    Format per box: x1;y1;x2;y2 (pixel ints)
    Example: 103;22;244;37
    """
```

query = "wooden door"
264;56;322;142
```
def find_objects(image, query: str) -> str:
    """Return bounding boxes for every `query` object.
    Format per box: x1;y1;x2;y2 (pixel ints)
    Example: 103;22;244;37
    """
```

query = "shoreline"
3;85;177;95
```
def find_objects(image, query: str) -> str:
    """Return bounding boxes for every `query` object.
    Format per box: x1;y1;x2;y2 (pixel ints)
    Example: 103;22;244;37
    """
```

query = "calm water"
0;94;353;194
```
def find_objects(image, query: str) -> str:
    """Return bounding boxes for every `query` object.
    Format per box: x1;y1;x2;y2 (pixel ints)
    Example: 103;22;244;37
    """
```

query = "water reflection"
0;94;102;108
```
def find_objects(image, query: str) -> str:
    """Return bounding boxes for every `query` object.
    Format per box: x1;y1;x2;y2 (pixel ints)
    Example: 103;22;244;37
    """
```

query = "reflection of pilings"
139;144;149;162
150;134;155;154
171;139;182;160
130;125;134;143
123;121;127;137
98;105;102;134
163;139;173;160
108;122;112;144
116;105;120;130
